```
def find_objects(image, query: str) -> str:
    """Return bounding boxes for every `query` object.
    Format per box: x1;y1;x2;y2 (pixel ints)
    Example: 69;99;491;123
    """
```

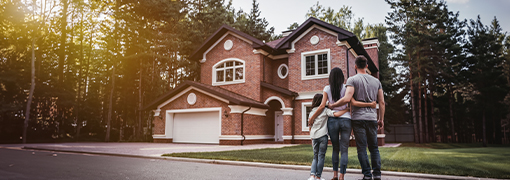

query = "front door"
275;111;284;142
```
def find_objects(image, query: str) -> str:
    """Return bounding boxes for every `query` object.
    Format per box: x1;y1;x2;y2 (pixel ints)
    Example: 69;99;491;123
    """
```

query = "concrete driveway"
0;142;296;157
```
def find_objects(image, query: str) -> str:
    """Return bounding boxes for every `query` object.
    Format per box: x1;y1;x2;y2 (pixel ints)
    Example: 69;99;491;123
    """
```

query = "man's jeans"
327;117;351;174
352;120;381;179
311;135;328;178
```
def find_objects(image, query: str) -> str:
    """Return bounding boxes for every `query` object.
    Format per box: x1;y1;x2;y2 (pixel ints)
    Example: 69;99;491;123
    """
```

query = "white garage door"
173;111;220;144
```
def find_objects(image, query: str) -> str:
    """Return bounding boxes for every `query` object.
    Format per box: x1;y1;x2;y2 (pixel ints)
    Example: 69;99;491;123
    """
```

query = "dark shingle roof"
260;81;297;97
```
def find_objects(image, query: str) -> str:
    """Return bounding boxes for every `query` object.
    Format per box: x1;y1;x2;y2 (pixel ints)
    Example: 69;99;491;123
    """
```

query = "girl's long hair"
311;94;323;108
329;67;345;102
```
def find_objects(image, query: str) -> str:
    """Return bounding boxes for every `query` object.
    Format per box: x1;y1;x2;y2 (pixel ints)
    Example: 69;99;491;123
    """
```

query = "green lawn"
163;143;510;179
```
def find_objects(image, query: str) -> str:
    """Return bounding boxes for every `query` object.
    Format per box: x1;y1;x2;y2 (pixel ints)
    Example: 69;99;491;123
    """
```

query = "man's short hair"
355;55;368;69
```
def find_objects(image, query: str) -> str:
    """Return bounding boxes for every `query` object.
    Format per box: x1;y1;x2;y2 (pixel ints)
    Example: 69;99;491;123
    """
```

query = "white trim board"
253;49;289;60
219;135;274;140
228;105;268;116
296;91;322;100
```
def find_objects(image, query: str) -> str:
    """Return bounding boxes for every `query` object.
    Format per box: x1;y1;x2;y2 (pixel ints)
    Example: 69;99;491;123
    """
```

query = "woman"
308;67;375;180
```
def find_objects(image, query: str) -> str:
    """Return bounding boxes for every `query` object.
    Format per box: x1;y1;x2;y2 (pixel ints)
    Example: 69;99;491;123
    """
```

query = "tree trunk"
23;38;36;144
105;64;115;142
448;85;456;143
430;88;436;142
424;87;429;143
418;78;423;143
75;12;84;139
410;66;419;143
58;0;68;138
483;109;487;147
137;59;143;140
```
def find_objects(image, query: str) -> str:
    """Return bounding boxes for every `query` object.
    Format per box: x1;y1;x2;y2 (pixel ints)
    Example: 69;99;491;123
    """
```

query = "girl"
308;93;349;180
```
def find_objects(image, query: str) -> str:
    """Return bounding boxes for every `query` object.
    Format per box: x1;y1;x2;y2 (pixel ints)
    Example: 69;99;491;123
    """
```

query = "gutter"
240;105;252;145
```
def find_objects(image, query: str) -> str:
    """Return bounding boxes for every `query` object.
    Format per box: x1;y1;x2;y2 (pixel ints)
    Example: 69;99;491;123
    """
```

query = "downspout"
241;105;252;145
346;47;352;78
291;96;296;143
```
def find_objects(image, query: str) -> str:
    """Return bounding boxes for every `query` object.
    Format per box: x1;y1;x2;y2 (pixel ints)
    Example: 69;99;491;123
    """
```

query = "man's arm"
377;88;385;130
351;99;377;108
329;86;354;108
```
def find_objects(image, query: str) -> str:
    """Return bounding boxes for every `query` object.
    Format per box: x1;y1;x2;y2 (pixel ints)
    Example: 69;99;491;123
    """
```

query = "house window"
301;49;331;80
213;58;245;86
277;64;288;79
301;102;312;132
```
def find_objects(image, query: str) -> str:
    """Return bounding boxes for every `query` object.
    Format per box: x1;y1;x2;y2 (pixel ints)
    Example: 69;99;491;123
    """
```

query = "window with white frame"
301;102;313;131
301;49;330;80
213;59;245;86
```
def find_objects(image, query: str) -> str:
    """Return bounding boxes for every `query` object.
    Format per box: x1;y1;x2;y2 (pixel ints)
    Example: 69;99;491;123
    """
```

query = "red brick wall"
200;34;262;101
271;59;289;89
263;57;274;84
288;28;349;93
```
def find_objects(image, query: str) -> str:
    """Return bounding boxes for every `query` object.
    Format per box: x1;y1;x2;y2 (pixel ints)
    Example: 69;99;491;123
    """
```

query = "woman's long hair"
329;67;345;102
311;93;323;108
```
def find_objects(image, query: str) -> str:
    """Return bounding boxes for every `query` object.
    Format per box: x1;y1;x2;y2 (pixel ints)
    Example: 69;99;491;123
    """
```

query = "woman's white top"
324;84;351;119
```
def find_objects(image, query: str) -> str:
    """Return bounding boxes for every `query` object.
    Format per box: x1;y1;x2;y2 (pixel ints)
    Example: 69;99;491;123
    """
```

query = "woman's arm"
307;91;328;126
329;86;354;108
332;107;350;117
351;98;377;108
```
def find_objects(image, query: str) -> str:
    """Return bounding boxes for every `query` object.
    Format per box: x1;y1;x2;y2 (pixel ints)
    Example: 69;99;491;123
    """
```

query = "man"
330;55;385;180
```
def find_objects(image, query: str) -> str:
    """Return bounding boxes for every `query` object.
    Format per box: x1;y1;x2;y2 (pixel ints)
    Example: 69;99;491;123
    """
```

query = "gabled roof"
143;81;269;110
190;25;270;61
189;17;378;73
272;17;378;74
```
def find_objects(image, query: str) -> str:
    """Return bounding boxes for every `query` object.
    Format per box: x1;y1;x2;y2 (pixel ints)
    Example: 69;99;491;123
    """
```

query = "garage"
172;111;220;144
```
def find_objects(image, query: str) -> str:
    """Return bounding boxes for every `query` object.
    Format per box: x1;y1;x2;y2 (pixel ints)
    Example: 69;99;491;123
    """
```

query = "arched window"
212;58;245;86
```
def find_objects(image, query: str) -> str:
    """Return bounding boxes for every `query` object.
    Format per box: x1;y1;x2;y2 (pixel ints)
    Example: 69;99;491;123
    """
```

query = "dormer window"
301;49;331;80
212;58;245;86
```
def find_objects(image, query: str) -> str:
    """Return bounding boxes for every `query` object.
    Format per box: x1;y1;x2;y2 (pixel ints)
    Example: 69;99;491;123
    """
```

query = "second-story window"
301;49;330;80
213;58;245;86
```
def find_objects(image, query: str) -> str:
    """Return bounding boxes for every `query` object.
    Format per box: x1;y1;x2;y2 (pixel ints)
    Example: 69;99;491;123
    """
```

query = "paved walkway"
0;142;497;180
0;142;296;157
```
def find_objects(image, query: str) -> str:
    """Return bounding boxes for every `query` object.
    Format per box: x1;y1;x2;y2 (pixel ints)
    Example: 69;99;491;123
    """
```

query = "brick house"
144;17;383;145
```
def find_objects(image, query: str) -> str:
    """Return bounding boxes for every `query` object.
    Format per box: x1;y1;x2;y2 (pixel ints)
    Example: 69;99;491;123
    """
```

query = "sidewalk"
0;142;498;180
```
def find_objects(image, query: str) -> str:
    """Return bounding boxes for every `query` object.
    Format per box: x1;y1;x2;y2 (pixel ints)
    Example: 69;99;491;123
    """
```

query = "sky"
230;0;510;35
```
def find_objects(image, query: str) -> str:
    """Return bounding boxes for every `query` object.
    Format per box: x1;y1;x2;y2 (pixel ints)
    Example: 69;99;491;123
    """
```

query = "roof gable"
190;25;266;62
143;81;269;110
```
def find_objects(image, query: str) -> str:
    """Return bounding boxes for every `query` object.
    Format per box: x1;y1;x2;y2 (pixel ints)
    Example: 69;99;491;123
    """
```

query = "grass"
163;143;510;179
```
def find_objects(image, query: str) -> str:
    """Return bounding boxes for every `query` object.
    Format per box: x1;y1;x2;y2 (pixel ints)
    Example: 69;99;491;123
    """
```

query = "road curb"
21;146;496;180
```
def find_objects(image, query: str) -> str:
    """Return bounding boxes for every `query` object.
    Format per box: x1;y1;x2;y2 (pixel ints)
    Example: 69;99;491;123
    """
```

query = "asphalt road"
0;148;421;180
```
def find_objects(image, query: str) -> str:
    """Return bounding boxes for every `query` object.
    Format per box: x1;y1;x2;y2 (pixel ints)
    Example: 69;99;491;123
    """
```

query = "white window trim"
277;64;289;79
301;102;312;132
301;49;331;80
212;58;246;86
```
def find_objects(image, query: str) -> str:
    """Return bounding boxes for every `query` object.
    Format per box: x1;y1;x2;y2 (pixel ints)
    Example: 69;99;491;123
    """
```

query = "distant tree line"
1;0;509;145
